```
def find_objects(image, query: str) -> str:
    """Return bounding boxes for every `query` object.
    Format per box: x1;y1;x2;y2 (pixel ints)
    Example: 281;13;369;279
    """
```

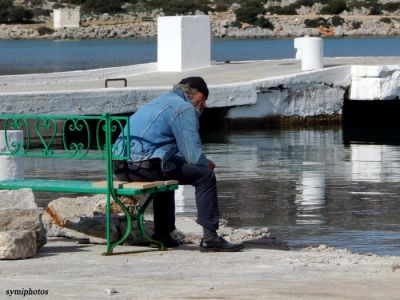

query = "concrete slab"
2;57;400;94
0;238;399;299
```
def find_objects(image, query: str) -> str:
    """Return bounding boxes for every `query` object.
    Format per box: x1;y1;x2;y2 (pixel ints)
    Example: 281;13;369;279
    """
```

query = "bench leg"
106;194;133;254
137;193;166;250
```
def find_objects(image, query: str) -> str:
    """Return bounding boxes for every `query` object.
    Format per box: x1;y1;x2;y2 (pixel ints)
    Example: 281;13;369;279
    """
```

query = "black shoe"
200;236;245;252
151;234;181;248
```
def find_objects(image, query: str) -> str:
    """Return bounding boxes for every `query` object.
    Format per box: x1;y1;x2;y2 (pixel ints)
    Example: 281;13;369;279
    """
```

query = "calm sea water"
29;128;400;256
4;37;400;255
1;37;400;74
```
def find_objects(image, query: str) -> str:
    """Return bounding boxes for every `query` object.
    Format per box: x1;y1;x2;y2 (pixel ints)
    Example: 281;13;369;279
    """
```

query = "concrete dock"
2;57;400;92
1;57;400;119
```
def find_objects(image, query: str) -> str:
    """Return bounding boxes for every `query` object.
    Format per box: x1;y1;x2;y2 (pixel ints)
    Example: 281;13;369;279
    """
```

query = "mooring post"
157;15;211;72
0;130;24;180
294;36;324;71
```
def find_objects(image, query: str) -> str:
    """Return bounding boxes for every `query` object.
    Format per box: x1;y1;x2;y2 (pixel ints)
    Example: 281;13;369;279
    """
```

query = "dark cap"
178;76;209;99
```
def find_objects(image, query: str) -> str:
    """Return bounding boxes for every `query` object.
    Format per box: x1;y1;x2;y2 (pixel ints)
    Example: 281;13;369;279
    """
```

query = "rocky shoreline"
2;13;400;40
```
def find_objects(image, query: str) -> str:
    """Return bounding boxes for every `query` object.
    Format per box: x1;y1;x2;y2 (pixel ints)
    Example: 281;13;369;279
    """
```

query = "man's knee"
194;170;216;187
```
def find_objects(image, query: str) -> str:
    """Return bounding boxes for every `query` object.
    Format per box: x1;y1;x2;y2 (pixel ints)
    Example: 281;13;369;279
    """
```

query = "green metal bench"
0;113;178;254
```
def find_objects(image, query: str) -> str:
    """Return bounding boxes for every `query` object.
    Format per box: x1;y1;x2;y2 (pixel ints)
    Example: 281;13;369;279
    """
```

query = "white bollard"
0;130;24;180
157;16;211;72
294;36;324;71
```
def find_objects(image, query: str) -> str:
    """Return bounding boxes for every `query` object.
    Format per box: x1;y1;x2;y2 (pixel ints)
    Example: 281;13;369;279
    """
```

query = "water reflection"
351;144;384;182
27;127;400;256
295;169;326;225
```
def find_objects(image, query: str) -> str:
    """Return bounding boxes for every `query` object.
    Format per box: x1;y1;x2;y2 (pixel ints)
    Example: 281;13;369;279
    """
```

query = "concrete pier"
1;57;400;121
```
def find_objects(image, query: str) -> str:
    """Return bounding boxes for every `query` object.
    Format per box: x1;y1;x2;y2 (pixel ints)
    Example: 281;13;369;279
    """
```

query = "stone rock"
99;13;111;21
43;195;120;244
0;188;36;209
0;209;46;249
335;25;344;37
0;230;37;259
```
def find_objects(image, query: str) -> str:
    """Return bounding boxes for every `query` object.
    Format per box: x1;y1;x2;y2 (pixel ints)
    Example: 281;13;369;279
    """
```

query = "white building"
53;8;80;29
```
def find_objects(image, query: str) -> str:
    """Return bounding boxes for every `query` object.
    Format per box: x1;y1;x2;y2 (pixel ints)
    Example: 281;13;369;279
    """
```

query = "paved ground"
0;238;399;299
2;57;400;93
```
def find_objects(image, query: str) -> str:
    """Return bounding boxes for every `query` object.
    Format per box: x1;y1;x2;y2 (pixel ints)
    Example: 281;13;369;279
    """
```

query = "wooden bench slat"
120;181;159;189
93;180;179;189
164;180;178;185
92;181;127;188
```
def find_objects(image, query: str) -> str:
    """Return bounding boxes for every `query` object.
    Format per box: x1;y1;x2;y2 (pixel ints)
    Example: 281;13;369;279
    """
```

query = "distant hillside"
3;0;400;40
5;0;400;25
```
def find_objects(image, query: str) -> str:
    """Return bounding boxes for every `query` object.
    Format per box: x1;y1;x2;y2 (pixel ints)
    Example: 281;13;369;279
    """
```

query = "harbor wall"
1;61;400;125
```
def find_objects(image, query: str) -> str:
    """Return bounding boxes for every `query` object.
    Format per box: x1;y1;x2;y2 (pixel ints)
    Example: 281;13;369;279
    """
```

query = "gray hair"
173;83;199;99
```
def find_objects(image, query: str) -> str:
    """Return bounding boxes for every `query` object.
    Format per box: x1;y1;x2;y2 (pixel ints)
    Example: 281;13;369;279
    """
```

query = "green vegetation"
320;0;347;14
382;2;400;12
230;0;274;29
331;15;344;26
351;20;362;29
295;0;314;7
37;25;54;35
6;0;400;23
347;0;378;9
304;15;345;28
266;4;298;15
253;17;274;29
0;0;33;23
380;17;392;24
369;3;383;15
234;0;265;24
304;17;329;28
145;0;211;15
81;0;123;14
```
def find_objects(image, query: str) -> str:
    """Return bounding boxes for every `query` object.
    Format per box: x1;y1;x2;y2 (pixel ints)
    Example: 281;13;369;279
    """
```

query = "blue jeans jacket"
113;88;208;170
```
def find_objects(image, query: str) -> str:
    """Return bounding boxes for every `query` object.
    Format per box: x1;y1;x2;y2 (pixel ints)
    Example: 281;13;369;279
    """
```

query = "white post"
0;130;24;180
157;16;211;72
294;37;324;71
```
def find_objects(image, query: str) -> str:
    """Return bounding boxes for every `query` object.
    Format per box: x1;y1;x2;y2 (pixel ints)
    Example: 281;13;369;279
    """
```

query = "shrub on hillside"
348;0;378;10
7;6;33;23
320;0;347;14
266;4;298;15
254;16;274;29
52;3;66;9
380;17;392;24
82;0;123;14
331;15;344;26
351;20;362;29
0;0;33;24
145;0;211;15
235;0;265;24
215;3;228;12
369;3;383;15
304;17;329;28
37;26;55;35
383;2;400;12
32;7;51;18
294;0;314;7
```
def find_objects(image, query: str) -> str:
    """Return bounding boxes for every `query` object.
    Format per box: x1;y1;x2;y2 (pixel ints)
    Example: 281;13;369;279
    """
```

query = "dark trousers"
113;159;220;236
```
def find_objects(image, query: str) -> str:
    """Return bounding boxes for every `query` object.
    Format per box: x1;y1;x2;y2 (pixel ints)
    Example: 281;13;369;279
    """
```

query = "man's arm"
171;107;208;167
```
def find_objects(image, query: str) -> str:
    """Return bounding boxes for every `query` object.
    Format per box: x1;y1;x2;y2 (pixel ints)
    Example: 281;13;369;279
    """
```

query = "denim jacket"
113;88;208;170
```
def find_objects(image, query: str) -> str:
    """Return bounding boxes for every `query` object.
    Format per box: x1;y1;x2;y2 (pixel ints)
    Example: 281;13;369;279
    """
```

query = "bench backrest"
0;113;130;161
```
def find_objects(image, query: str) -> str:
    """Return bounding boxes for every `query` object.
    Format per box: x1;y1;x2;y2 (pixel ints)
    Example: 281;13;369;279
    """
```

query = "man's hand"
208;159;216;170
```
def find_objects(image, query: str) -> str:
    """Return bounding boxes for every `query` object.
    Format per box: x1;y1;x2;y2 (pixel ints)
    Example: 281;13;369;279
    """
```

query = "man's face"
190;91;207;115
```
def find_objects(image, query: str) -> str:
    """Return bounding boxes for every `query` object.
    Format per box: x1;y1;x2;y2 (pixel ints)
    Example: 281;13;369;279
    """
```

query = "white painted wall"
350;65;400;100
157;16;211;72
53;8;80;29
